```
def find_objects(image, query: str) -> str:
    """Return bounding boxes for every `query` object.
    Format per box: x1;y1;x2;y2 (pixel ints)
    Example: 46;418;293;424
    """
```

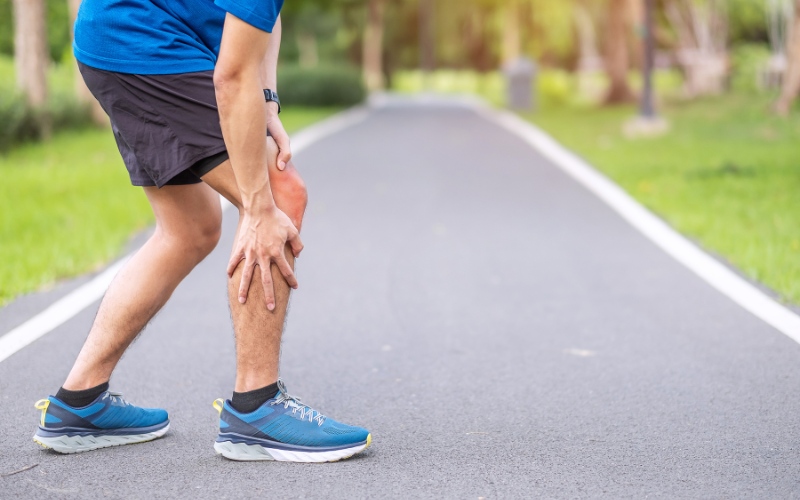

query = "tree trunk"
604;0;636;104
466;8;490;72
419;0;435;74
575;4;601;70
666;0;729;98
13;0;48;110
67;0;107;126
502;0;521;65
297;32;319;68
362;0;386;92
627;0;644;71
775;0;800;115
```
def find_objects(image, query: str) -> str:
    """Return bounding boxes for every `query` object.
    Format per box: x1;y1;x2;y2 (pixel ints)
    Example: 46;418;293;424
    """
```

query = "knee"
160;211;222;263
193;212;223;258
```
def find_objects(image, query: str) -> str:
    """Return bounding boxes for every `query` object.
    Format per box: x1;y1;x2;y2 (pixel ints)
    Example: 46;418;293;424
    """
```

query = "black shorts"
78;62;229;187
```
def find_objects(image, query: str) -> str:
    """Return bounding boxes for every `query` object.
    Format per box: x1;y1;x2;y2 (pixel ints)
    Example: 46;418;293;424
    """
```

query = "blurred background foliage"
1;0;795;110
1;0;794;135
2;0;800;305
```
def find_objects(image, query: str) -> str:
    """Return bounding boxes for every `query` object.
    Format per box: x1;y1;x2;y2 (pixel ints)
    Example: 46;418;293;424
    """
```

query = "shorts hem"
150;145;229;188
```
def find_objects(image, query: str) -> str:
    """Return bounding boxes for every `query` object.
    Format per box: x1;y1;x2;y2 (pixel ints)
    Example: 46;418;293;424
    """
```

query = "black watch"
263;89;281;114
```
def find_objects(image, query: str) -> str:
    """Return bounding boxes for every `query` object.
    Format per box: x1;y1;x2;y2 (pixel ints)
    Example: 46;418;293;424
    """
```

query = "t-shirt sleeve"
214;0;284;33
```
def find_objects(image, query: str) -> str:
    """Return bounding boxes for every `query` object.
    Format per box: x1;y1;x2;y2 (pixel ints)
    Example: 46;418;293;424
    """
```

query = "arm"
215;13;303;310
259;15;292;171
260;15;279;90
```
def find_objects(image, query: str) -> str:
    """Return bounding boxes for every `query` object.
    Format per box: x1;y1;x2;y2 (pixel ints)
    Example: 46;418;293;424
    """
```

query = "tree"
67;0;106;125
775;0;800;115
665;0;729;97
363;0;386;91
13;0;48;109
419;0;435;74
502;0;521;64
603;0;637;104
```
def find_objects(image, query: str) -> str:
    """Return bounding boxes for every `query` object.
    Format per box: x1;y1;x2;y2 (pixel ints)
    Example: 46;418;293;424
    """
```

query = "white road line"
0;106;370;365
479;106;800;345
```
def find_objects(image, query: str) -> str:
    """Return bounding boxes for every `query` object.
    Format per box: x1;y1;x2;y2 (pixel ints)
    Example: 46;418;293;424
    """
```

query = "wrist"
244;198;276;214
265;101;280;117
263;89;281;114
242;186;277;214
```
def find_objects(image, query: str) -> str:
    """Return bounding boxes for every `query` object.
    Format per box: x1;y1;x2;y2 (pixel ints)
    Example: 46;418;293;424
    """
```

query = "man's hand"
267;106;291;171
226;205;303;311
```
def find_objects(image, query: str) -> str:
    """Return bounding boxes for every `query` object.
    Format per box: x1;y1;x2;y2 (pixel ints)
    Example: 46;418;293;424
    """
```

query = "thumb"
276;137;292;171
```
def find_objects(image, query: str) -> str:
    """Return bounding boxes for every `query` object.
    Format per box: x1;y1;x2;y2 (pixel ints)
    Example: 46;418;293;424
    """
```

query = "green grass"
391;68;685;108
524;93;800;304
0;106;342;305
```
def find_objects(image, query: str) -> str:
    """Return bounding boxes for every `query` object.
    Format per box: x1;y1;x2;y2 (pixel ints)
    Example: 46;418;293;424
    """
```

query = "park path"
2;98;800;499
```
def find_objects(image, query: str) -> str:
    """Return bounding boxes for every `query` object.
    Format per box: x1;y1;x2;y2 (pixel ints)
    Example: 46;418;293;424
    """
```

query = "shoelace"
270;380;326;426
102;391;130;407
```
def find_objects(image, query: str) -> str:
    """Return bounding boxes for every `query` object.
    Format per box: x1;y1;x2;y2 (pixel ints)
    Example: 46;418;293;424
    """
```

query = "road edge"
0;106;371;364
477;105;800;346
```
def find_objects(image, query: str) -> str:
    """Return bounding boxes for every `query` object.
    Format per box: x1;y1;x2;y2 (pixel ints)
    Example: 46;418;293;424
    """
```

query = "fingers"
237;257;254;304
227;250;244;278
275;253;298;289
277;151;292;171
289;231;304;258
259;263;276;311
271;123;292;171
266;136;279;172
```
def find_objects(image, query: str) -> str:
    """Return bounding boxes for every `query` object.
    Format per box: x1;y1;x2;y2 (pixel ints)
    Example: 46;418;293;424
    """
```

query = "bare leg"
62;183;222;390
200;152;307;392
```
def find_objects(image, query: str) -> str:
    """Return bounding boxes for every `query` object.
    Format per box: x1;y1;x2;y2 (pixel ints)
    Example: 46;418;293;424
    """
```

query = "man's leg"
203;148;371;463
200;151;307;393
34;182;222;453
61;183;223;391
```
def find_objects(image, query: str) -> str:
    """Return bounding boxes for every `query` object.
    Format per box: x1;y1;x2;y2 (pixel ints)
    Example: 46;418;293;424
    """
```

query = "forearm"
260;15;281;91
215;14;275;212
216;72;273;212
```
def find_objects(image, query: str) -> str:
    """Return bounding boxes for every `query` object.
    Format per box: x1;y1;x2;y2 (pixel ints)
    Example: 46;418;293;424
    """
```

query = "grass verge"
524;93;800;304
0;106;342;305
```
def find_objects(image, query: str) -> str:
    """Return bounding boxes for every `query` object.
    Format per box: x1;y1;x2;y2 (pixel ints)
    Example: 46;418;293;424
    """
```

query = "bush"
0;88;92;152
731;43;773;93
0;91;35;151
48;88;92;131
279;65;366;107
538;70;573;107
0;57;92;152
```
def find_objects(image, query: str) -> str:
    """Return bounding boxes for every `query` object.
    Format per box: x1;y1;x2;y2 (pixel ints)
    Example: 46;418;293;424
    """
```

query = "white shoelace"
269;380;326;426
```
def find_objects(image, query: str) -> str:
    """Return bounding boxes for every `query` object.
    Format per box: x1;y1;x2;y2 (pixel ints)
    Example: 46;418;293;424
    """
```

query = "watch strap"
263;89;281;114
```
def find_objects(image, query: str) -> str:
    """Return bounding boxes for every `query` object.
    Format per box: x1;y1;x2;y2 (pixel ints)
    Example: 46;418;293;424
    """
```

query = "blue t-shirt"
74;0;284;74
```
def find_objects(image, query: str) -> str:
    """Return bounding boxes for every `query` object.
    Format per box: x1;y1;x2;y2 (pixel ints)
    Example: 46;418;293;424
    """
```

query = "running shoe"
213;380;371;462
33;391;169;453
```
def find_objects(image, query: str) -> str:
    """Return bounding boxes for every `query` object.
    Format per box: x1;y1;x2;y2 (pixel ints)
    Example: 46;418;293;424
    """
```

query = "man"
31;0;371;463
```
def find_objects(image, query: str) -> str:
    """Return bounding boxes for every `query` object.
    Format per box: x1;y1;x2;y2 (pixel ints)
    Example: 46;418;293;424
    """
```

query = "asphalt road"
2;101;800;499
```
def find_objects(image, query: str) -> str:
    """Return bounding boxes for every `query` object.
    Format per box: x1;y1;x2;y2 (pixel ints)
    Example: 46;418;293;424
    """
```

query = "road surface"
2;99;800;498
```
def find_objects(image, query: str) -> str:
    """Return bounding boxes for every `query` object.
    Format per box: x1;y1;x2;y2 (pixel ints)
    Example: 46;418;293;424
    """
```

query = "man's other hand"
267;108;291;170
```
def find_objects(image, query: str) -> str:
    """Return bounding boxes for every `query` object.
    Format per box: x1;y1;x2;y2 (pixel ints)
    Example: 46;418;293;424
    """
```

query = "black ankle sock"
231;382;279;413
55;382;109;408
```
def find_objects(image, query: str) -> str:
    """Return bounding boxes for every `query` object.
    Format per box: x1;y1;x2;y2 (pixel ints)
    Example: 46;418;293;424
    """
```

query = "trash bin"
504;57;536;111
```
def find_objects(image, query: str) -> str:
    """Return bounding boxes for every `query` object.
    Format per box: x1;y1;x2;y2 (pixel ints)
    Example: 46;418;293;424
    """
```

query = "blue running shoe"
33;391;169;453
213;380;371;462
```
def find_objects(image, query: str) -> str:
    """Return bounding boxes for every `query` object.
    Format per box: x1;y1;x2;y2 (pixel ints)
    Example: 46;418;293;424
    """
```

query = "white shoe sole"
214;433;371;463
33;424;170;454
